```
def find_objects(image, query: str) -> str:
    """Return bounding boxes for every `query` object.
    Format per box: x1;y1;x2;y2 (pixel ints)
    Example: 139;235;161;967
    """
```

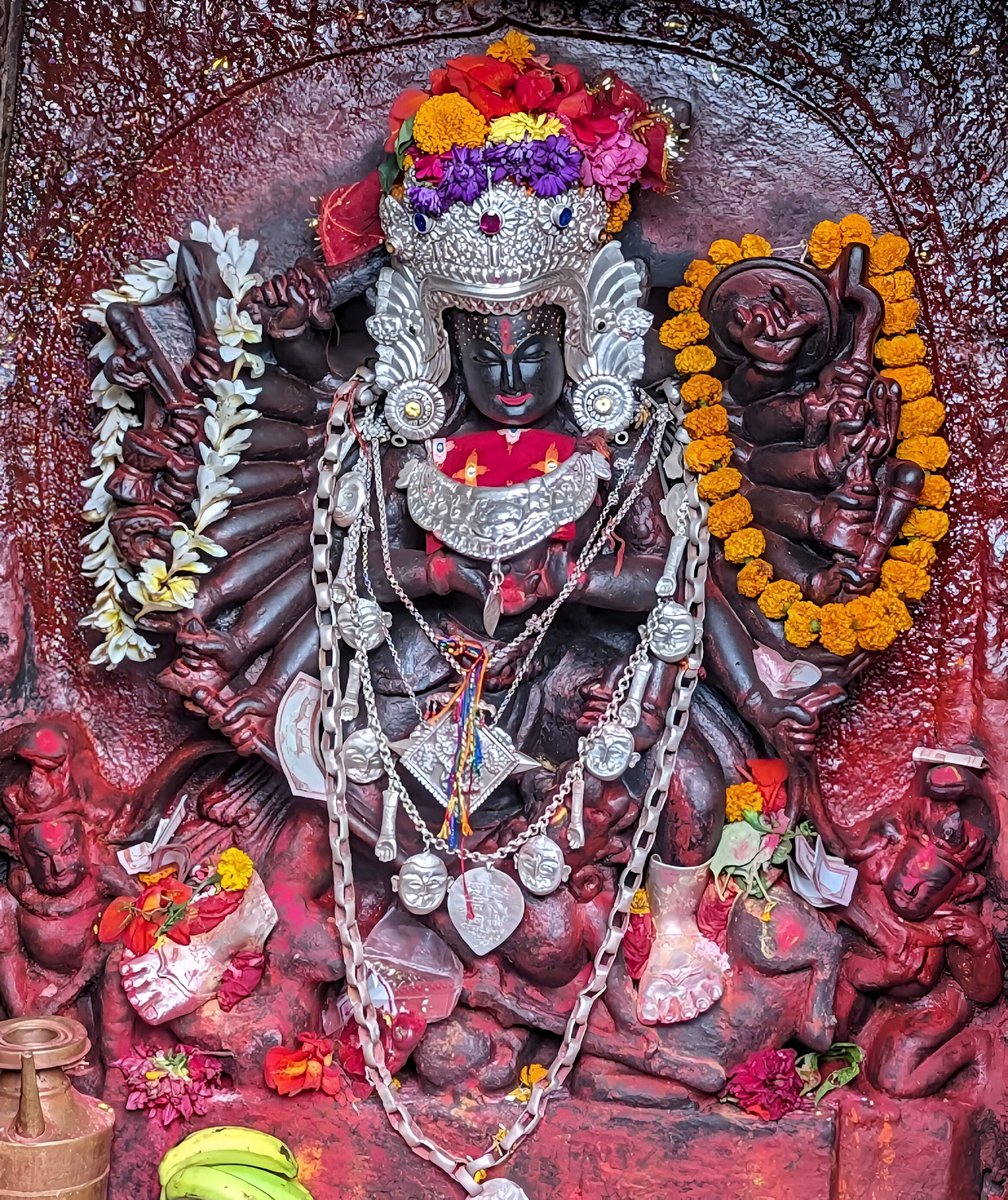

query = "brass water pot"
0;1016;114;1200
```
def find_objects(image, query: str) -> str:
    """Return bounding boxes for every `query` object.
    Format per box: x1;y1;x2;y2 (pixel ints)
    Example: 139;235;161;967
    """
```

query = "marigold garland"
666;213;949;656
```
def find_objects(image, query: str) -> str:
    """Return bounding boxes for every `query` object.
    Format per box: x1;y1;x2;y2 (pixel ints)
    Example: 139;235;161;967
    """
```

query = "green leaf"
812;1043;864;1103
743;810;771;832
377;154;400;196
394;116;415;168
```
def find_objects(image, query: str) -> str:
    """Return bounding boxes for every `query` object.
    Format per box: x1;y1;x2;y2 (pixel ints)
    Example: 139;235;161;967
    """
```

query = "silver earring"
570;375;637;437
383;380;446;441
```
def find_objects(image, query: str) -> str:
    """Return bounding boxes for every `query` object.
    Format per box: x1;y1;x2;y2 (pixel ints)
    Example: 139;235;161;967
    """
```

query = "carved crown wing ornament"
663;217;948;660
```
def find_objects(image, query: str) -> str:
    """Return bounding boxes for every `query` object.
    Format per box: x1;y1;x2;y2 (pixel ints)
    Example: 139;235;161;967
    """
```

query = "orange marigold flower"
901;508;949;541
890;538;938;569
845;594;897;652
898;396;945;438
606;193;633;234
630;887;650;915
684;434;734;474
875;333;927;368
740;233;772;258
675;345;717;374
661;311;711;351
896;435;950;472
697;465;742;501
882;297;920;335
412;93;488;154
725;781;764;823
808;220;843;268
839;213;875;246
680;373;722;408
857;618;898;652
725;527;766;563
881;559;931;601
683;258;720;290
487;30;536;66
669;284;704;312
708;494;753;539
758;579;803;620
918;473;951;509
872;270;915;303
882;365;933;400
708;238;743;266
784;599;822;648
870;232;910;275
683;404;729;439
737;558;774;598
874;589;913;633
818;603;858;656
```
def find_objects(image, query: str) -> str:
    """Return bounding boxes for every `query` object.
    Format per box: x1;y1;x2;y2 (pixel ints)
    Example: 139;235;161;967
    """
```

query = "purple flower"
440;145;490;207
521;133;583;198
406;184;446;217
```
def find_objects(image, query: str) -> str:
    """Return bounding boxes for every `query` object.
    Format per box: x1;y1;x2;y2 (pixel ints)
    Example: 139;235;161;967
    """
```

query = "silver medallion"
515;835;570;897
342;727;385;784
393;852;449;915
336;598;391;651
391;714;538;816
447;867;525;956
480;1180;532;1200
583;722;636;781
650;601;697;663
331;469;368;528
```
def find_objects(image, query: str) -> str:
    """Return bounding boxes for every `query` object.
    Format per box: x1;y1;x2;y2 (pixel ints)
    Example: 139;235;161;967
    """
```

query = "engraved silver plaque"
447;867;525;956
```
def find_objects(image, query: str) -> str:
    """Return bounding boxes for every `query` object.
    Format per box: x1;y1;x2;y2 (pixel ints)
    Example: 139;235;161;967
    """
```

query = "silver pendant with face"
447;867;525;956
583;721;636;781
331;469;368;528
393;852;449;915
515;835;570;897
336;598;391;651
341;727;385;784
650;602;697;663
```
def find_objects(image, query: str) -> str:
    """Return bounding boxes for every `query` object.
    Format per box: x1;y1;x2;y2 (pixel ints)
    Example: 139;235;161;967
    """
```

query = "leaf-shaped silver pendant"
483;584;502;637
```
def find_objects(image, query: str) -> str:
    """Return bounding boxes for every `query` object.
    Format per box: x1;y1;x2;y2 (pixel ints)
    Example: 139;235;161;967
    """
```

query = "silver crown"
366;180;654;440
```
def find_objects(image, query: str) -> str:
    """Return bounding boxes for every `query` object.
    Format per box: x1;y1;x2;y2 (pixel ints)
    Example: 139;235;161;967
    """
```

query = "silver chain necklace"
313;387;711;1198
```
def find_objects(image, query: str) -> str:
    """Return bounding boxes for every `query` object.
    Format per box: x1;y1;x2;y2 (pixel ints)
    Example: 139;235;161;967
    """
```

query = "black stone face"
446;305;567;426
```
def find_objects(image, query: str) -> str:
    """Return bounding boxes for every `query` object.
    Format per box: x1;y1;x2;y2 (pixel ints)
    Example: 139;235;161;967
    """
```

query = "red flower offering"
726;1048;804;1121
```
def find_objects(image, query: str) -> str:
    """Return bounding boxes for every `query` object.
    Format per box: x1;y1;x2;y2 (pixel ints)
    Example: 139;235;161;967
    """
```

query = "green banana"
217;1165;315;1200
158;1126;299;1185
163;1164;266;1200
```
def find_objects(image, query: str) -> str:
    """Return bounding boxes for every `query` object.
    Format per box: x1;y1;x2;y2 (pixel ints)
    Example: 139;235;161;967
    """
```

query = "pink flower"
579;117;648;201
726;1048;803;1121
217;950;266;1012
115;1044;225;1126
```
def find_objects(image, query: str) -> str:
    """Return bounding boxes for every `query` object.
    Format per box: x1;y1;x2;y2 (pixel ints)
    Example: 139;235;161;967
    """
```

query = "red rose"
538;62;592;119
746;758;789;816
726;1049;804;1121
430;55;522;119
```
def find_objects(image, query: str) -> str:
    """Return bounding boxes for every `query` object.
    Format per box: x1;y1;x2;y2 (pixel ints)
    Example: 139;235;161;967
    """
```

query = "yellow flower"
758;579;803;620
217;847;254;891
708;494;753;539
882;365;933;400
900;507;949;542
683;404;729;439
855;618;898;653
630;887;650;915
896;435;949;472
487;30;536;67
872;270;915;303
725;527;766;563
881;297;920;335
918;474;951;509
507;1062;549;1102
875;333;927;368
737;558;774;598
660;311;711;351
808;220;843;268
683;258;719;290
881;559;931;601
669;284;704;312
412;94;488;154
839;213;875;246
740;233;772;258
697;466;742;501
725;782;764;823
488;112;563;143
134;559;199;610
680;373;722;407
784;599;822;648
684;434;734;474
870;232;910;274
890;538;937;569
846;593;897;652
606;193;633;233
818;603;858;656
874;589;913;633
898;396;945;438
708;238;742;266
675;345;717;374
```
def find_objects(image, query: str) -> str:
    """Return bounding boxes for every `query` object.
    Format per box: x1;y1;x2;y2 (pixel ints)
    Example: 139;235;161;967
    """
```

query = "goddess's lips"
496;392;532;407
